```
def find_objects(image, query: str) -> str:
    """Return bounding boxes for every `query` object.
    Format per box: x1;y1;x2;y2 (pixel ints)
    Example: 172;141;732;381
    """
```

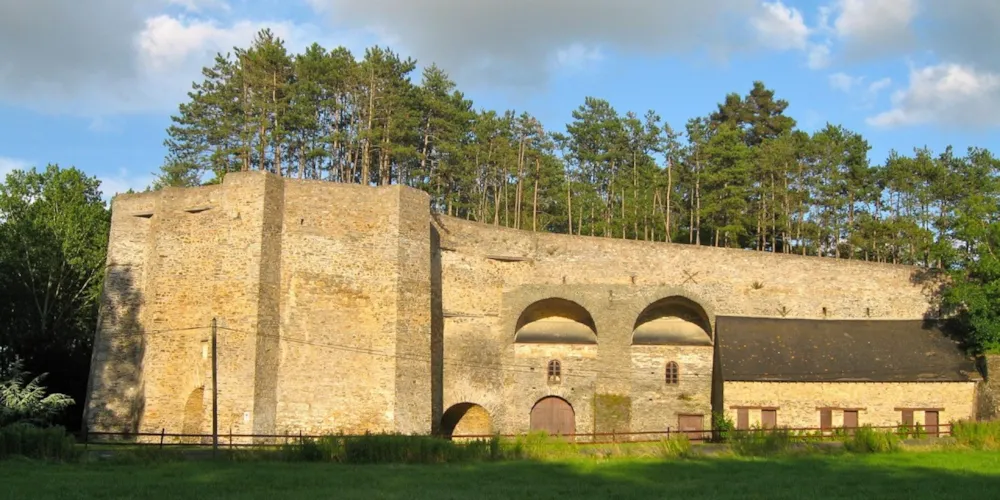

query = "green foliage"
0;424;78;461
842;426;901;454
729;427;792;457
0;361;74;426
711;412;735;443
278;432;512;464
951;420;1000;449
0;164;110;429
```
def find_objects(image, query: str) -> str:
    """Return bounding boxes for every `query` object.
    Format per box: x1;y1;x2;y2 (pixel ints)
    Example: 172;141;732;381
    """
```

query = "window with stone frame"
665;361;679;385
547;360;561;383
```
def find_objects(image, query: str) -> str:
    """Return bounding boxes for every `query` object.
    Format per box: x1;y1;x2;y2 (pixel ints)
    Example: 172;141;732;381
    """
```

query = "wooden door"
530;397;575;438
925;411;939;437
843;410;859;432
678;414;705;441
761;409;777;429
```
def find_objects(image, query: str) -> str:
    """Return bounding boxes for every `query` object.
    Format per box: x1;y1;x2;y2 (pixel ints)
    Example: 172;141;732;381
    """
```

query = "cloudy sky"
1;0;998;200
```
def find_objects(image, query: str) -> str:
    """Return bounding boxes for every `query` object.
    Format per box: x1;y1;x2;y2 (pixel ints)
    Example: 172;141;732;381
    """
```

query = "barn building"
82;172;984;441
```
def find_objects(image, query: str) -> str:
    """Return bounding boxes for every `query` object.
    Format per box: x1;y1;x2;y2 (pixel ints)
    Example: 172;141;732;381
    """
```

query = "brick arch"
632;295;713;345
514;298;597;345
440;403;492;440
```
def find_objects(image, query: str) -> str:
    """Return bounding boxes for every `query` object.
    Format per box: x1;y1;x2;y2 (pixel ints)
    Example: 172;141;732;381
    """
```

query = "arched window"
666;361;679;385
547;360;562;383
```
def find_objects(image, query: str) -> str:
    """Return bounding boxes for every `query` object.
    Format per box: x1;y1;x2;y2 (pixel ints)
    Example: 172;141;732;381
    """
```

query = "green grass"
3;450;1000;499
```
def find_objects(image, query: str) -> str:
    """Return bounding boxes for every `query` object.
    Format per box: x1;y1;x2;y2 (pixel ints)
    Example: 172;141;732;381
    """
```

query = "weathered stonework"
82;171;984;441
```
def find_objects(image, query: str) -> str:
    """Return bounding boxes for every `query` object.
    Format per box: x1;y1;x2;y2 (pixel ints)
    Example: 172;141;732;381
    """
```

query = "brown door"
530;397;575;438
736;409;749;430
819;409;832;432
761;410;777;429
843;410;859;433
925;411;939;437
678;414;705;441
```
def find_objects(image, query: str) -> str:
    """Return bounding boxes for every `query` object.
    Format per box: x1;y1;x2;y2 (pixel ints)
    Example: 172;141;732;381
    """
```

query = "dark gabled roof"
717;316;979;383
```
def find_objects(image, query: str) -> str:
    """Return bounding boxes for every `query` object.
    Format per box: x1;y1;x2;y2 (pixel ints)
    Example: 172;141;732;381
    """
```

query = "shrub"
842;426;900;454
730;426;792;457
951;420;1000;450
0;423;78;461
711;412;735;443
0;361;74;427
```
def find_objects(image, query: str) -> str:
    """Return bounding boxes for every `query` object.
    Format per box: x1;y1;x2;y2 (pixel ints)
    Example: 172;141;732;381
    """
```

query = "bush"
730;427;792;457
951;420;1000;450
711;412;735;443
279;432;510;464
842;426;900;454
0;423;78;461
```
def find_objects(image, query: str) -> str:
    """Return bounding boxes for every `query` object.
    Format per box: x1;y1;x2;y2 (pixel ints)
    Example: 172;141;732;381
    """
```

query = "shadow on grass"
3;451;1000;500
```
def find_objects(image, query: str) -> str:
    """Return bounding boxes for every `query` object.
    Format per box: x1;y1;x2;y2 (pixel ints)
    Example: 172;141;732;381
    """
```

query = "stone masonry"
83;171;989;440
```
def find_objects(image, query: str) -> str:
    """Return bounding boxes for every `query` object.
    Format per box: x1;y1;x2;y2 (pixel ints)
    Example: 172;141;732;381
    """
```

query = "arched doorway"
530;396;575;437
440;403;492;440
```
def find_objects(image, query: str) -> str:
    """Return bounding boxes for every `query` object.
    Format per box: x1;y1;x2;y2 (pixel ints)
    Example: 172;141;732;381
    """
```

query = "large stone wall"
86;173;966;439
724;381;977;429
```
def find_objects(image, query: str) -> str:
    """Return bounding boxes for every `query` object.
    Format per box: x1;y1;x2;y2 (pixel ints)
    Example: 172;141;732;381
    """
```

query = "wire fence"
75;423;952;450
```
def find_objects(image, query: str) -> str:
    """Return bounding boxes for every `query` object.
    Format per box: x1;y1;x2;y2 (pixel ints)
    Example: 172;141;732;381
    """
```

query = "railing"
76;423;952;450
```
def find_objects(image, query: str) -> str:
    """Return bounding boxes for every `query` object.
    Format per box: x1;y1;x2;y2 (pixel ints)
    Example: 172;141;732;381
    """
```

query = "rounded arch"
632;295;713;346
440;403;492;440
514;298;597;345
529;396;576;437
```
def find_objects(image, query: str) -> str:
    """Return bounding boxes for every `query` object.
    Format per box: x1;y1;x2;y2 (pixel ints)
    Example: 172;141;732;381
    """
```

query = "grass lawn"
3;450;999;499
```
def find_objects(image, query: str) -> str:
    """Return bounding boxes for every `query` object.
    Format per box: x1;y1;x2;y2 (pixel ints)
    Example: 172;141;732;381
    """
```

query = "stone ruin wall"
84;171;951;438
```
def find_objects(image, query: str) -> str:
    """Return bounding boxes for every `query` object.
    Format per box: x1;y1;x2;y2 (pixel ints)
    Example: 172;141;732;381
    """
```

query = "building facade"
83;171;982;440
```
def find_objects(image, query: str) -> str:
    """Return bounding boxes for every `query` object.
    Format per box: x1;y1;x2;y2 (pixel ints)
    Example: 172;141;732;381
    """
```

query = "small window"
665;361;679;385
761;409;777;429
547;360;561;383
737;409;749;430
819;409;832;431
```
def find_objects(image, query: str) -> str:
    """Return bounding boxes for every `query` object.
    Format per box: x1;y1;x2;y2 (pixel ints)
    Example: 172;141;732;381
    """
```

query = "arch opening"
514;298;597;345
632;296;712;346
441;403;492;440
529;396;576;438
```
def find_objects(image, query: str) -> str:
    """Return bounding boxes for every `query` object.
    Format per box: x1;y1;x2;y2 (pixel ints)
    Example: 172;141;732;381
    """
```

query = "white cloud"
0;157;32;180
831;0;918;59
751;1;809;51
807;42;832;69
867;63;1000;128
306;0;801;88
829;72;862;92
867;77;892;94
554;43;604;71
0;1;380;116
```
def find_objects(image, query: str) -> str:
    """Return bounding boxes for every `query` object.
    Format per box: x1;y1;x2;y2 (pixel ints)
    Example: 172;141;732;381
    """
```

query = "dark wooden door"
843;410;858;431
925;411;939;437
761;410;777;429
678;414;705;441
530;397;575;437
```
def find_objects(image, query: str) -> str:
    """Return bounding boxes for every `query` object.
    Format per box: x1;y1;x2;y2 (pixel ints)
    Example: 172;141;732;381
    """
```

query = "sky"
1;0;999;202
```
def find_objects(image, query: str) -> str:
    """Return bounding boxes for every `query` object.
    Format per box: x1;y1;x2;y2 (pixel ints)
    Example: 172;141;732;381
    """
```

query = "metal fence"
75;423;952;450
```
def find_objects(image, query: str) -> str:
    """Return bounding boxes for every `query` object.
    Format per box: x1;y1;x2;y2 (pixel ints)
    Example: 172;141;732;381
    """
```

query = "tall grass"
279;432;513;464
841;426;900;454
729;427;792;457
951;420;1000;450
656;434;692;459
0;423;78;461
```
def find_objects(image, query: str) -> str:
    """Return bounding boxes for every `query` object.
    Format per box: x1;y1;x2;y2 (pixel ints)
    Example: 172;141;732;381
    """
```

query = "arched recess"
441;403;492;440
632;296;713;346
529;396;576;437
514;298;597;344
181;387;204;444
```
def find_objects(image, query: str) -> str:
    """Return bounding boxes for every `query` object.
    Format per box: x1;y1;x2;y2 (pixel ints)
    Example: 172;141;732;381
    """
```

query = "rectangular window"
761;409;777;429
819;409;832;431
901;409;914;427
843;410;859;430
737;408;749;430
925;411;940;437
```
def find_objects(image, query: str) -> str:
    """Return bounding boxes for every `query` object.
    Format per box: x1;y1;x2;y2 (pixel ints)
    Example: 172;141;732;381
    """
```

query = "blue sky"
1;0;998;201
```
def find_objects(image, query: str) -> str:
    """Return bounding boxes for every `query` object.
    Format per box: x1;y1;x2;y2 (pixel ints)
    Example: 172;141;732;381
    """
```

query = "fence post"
160;428;165;449
229;426;233;451
299;430;303;446
211;317;219;457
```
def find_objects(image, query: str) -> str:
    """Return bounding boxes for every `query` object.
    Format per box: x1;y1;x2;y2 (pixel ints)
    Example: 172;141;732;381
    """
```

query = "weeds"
842;426;900;454
951;420;1000;450
0;424;78;461
730;427;792;457
657;435;692;459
